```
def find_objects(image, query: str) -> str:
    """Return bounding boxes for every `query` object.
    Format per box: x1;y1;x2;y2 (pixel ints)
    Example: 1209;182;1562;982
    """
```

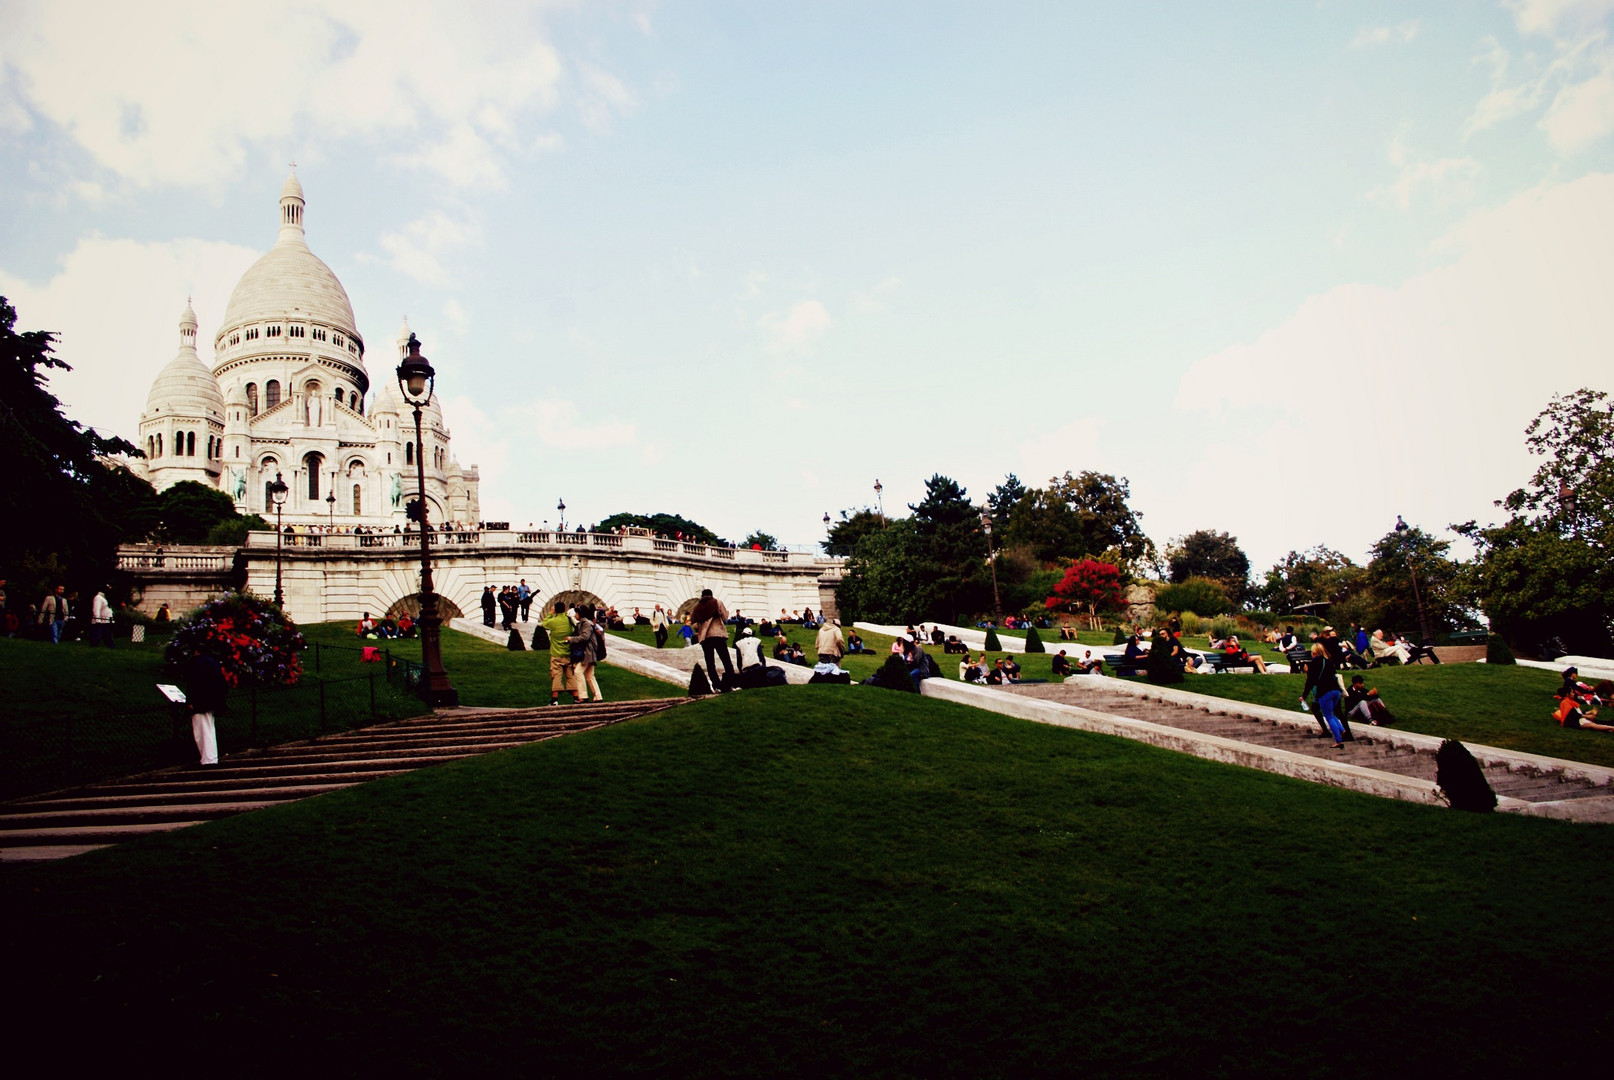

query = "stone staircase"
0;699;686;863
989;678;1614;819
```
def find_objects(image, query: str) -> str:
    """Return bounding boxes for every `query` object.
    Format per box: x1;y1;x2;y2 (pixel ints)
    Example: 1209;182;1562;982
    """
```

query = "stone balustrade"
116;545;237;572
240;529;839;569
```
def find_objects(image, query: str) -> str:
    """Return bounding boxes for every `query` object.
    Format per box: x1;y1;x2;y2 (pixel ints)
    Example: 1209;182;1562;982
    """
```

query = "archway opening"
384;594;467;621
539;589;606;617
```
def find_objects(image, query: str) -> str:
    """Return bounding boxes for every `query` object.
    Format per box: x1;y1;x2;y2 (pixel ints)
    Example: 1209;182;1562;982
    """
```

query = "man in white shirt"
90;588;115;648
735;626;765;669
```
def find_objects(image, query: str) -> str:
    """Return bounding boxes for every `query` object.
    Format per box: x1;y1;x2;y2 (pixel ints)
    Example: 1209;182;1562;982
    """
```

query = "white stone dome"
218;170;360;341
146;301;224;419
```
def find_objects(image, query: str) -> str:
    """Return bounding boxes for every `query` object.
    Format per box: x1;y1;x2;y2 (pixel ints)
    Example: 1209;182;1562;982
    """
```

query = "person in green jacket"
543;601;576;705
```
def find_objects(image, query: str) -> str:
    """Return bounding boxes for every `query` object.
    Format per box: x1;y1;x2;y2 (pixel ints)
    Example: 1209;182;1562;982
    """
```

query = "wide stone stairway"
0;698;684;863
996;678;1614;819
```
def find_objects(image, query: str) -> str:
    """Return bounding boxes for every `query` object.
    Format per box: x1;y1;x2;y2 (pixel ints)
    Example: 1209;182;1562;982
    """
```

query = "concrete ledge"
1069;673;1614;791
920;678;1442;806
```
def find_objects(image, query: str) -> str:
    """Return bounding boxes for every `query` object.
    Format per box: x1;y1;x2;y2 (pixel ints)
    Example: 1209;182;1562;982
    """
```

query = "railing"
116;546;235;571
0;657;427;802
230;529;850;568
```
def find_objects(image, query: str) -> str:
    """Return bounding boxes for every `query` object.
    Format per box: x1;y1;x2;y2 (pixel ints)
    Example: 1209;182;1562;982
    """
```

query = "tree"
1045;559;1125;624
1456;388;1614;656
1167;529;1250;603
1154;577;1231;617
834;476;992;623
0;296;151;597
1362;525;1462;634
158;481;242;544
741;530;779;551
822;508;883;556
1254;547;1362;613
1003;470;1153;567
986;473;1027;530
596;511;722;546
835;519;940;624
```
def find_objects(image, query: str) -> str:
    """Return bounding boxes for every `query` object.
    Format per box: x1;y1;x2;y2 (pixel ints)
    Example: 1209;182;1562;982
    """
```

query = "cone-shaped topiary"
531;624;551;650
688;665;713;696
1112;625;1128;645
1487;633;1516;666
874;653;918;692
984;627;1002;651
1024;626;1045;653
1435;739;1497;812
507;628;526;651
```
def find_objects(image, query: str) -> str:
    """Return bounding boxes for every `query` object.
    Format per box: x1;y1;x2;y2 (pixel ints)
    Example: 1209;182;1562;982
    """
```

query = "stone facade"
134;171;479;528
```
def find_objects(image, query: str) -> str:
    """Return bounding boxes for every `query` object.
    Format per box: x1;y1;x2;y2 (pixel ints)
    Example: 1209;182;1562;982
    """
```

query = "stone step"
1;820;210;845
51;769;415;798
11;783;361;811
0;801;284;829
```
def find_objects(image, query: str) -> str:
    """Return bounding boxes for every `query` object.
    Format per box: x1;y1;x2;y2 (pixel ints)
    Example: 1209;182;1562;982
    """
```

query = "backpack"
594;625;607;660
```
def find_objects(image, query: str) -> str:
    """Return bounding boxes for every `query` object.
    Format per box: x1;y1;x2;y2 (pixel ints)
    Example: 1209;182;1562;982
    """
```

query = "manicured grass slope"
1159;664;1614;768
4;689;1610;1075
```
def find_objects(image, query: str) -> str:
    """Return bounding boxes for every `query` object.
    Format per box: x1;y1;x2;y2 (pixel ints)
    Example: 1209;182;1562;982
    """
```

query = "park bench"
1207;652;1258;674
1104;653;1148;677
1446;630;1487;646
1284;646;1311;673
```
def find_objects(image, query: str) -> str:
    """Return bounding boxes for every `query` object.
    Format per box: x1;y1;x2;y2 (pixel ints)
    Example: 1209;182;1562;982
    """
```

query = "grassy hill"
3;687;1610;1075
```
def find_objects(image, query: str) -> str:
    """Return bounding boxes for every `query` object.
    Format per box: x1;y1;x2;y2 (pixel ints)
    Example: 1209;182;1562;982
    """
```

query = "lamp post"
557;498;566;533
1394;514;1433;645
873;478;884;528
1560;481;1577;537
980;510;1002;618
326;470;336;529
268;471;289;606
397;333;458;708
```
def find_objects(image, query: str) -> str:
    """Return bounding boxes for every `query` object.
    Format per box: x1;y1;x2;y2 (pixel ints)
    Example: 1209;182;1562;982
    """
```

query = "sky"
3;0;1613;572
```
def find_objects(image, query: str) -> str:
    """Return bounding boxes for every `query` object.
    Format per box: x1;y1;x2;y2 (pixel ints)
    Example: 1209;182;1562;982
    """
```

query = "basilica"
134;171;480;528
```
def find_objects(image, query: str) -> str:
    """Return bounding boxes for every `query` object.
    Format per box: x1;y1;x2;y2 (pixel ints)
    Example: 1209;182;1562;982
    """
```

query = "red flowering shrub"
1046;559;1125;620
164;591;305;687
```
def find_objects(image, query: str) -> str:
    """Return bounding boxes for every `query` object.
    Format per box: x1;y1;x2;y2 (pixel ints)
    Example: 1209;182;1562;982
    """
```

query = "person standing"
650;603;669;649
543;601;577;706
518;579;533;622
498;586;517;630
90;587;115;648
480;585;496;628
1302;642;1348;749
815;618;845;663
689;588;734;688
569;604;604;702
40;585;68;644
185;651;227;765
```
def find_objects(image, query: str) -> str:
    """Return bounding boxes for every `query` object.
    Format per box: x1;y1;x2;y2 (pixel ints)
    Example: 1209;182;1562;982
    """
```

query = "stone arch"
539;589;606;617
673;596;706;621
384;594;466;621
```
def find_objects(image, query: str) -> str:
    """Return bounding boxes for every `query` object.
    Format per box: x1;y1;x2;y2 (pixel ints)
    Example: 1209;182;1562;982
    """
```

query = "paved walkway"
920;674;1614;822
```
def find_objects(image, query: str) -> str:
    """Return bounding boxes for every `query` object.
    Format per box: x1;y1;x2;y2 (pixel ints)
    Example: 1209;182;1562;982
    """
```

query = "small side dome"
146;303;224;419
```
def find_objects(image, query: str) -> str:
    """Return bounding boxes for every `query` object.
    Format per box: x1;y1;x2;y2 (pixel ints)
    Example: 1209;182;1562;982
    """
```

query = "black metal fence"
0;645;431;802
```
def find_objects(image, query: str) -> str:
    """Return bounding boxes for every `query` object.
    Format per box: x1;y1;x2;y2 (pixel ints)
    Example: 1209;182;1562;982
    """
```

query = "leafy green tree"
1003;470;1153;567
741;530;779;551
1500;387;1614;536
822;508;883;556
0;296;152;596
157;481;241;544
1154;577;1231;617
835;519;939;623
1362;526;1462;635
986;473;1027;530
1167;529;1250;604
596;511;722;546
1255;547;1363;613
909;475;992;620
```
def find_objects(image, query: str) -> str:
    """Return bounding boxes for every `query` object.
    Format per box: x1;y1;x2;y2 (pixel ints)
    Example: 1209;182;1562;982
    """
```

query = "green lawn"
3;688;1609;1074
306;621;677;706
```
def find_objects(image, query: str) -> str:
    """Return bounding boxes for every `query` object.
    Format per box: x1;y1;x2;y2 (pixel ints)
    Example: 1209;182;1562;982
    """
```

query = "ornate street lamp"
557;497;566;533
873;478;884;528
397;333;458;708
326;470;336;529
268;471;289;606
1560;481;1577;536
980;510;1002;618
1394;514;1433;645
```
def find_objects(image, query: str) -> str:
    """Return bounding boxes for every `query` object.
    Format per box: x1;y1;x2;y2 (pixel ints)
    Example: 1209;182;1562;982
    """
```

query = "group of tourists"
1553;666;1614;732
354;611;415;639
481;582;535;628
0;581;118;646
540;600;607;706
959;652;1022;685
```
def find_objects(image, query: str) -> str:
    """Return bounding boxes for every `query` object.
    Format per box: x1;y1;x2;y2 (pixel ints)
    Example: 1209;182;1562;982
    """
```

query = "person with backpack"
568;604;604;702
542;602;577;706
689;589;735;689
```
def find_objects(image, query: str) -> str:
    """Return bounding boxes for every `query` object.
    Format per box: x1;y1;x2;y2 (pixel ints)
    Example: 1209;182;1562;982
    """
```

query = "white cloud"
362;211;480;287
0;235;260;438
575;61;637;133
757;299;832;354
442;298;469;335
1505;0;1614;35
1350;22;1419;48
849;276;903;315
0;1;570;189
392;122;508;189
1169;172;1614;565
1466;8;1614;152
1372;128;1481;208
529;399;637;448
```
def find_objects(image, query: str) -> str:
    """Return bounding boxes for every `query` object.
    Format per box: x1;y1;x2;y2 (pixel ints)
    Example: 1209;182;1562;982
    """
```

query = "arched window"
352;484;362;516
156;433;163;457
265;380;281;409
405;441;414;466
304;452;324;500
246;383;258;415
185;431;196;457
334;388;343;405
350;391;358;410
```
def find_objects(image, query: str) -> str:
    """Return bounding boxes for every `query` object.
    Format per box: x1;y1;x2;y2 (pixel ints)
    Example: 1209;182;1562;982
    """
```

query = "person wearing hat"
735;625;764;670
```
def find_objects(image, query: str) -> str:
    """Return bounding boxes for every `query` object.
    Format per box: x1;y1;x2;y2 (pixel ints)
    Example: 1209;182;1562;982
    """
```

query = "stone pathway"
0;699;684;863
921;674;1614;822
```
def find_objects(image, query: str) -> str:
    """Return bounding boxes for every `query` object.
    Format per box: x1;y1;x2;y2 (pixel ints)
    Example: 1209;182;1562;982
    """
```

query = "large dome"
218;169;358;337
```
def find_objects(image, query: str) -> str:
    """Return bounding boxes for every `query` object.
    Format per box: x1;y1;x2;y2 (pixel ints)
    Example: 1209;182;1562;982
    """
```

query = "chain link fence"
1;644;431;802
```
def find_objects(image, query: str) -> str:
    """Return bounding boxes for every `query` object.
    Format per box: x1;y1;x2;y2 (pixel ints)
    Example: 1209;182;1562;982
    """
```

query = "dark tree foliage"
1167;529;1250;602
835;519;939;624
1458;388;1614;656
0;296;153;597
741;531;779;551
1364;525;1462;634
986;473;1027;530
158;481;242;544
835;476;992;623
1255;547;1363;613
822;508;884;557
1154;577;1231;618
1003;470;1153;566
596;512;722;546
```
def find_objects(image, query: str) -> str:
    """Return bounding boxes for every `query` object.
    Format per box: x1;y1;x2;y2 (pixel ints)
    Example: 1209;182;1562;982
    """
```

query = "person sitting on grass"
845;630;866;654
356;612;377;637
396;613;415;638
735;626;764;670
1343;675;1395;726
1554;691;1614;731
1052;650;1073;677
1078;650;1104;674
1002;656;1022;681
1059;621;1078;641
774;633;792;661
1277;625;1297;651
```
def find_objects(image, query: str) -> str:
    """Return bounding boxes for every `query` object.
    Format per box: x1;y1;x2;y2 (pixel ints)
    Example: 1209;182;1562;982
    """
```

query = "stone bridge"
118;529;845;627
